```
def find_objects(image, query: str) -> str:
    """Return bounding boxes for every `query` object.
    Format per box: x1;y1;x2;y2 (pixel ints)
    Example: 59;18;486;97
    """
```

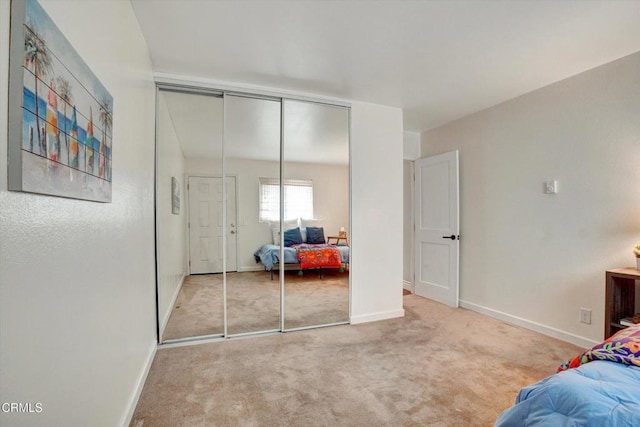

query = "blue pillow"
306;227;325;244
283;227;303;247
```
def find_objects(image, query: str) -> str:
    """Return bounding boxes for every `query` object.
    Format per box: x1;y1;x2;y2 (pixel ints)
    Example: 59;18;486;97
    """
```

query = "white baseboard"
121;341;157;427
403;280;413;292
159;273;185;339
351;309;405;324
238;266;264;272
459;299;598;348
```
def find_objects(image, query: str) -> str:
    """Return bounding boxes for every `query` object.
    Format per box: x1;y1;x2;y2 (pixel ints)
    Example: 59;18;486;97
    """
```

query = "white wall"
403;131;421;160
351;102;405;323
185;157;349;271
157;94;187;334
421;52;640;345
0;1;156;426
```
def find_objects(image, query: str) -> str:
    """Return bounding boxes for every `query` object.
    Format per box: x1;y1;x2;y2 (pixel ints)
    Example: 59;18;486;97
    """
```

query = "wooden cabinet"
604;268;639;339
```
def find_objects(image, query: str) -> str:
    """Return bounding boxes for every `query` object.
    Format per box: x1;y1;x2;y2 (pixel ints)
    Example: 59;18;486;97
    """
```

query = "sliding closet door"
224;94;282;336
156;88;225;342
282;99;350;330
156;86;352;342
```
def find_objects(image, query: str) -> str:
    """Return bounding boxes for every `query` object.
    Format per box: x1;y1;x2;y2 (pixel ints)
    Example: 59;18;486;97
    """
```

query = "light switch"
544;180;558;194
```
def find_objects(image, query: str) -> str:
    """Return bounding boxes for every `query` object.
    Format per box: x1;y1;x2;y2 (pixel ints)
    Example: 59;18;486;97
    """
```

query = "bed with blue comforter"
254;243;349;279
495;325;640;427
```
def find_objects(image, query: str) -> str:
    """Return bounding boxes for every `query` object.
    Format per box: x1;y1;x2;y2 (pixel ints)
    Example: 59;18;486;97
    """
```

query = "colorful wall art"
8;0;113;202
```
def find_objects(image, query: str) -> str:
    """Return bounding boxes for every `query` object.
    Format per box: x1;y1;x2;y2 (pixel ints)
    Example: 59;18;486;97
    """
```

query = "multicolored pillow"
558;324;640;372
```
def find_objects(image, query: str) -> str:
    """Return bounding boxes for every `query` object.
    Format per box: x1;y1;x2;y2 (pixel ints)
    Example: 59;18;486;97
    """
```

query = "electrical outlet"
579;308;592;325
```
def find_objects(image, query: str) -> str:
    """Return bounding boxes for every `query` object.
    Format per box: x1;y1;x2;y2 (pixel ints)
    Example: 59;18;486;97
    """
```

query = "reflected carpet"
163;270;349;340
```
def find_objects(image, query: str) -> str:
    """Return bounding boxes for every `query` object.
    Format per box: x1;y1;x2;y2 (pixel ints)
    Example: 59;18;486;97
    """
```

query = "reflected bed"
254;243;350;279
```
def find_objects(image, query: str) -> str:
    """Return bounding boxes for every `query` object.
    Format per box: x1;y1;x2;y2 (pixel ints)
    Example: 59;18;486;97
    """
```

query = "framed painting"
8;0;113;202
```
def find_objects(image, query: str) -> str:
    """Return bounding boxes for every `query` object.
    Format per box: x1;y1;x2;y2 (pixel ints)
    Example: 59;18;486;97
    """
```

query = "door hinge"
188;222;190;229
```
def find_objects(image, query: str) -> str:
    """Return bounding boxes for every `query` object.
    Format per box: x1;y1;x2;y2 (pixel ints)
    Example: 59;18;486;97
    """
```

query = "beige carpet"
163;270;349;341
133;295;582;426
162;274;224;340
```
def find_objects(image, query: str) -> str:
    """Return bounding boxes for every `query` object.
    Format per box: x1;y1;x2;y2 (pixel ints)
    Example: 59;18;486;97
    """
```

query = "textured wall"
0;1;157;425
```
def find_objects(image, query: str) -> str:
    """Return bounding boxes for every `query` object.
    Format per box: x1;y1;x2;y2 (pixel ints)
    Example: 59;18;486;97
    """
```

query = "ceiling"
132;0;640;132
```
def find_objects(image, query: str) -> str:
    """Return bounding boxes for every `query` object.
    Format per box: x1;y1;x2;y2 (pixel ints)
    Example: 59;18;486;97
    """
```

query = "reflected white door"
414;150;459;307
188;176;237;274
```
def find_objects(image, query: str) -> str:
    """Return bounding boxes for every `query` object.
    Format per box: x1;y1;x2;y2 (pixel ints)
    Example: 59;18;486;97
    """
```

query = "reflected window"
259;178;313;221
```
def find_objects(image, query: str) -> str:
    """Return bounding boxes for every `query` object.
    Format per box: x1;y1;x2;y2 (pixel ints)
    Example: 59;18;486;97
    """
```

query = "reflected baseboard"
238;266;266;273
159;273;186;340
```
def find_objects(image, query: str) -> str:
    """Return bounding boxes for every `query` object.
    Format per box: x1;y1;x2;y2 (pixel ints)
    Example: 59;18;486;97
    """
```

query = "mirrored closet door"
156;88;225;342
282;100;350;330
224;94;282;336
155;85;351;343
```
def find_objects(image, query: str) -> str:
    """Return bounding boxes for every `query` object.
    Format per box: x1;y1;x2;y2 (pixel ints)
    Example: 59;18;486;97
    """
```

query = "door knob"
230;224;235;227
230;230;236;234
442;235;456;240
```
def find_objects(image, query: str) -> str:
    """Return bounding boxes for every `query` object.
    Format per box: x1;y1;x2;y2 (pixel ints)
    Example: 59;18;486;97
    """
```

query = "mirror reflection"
156;89;225;341
282;100;350;330
155;87;351;342
224;94;282;335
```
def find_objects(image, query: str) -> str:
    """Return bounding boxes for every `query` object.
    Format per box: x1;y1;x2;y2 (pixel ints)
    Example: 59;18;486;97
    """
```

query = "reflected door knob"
230;230;236;234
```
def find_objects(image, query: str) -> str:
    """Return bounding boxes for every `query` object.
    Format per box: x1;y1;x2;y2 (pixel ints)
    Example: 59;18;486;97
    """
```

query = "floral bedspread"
292;244;342;270
558;324;640;372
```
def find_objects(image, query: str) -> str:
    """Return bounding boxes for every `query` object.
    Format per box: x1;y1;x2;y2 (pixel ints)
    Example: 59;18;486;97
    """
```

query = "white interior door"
414;150;459;307
224;176;238;272
188;176;237;274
